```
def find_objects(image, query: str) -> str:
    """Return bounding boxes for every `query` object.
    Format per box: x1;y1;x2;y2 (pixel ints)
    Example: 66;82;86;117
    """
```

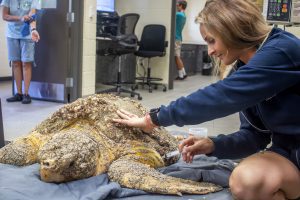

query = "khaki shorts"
175;40;182;57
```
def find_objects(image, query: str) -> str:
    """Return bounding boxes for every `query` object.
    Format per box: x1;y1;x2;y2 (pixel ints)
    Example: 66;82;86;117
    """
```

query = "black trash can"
202;51;213;76
202;62;213;75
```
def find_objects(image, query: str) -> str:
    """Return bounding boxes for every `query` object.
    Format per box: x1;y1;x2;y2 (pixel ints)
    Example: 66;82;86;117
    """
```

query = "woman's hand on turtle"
112;109;154;133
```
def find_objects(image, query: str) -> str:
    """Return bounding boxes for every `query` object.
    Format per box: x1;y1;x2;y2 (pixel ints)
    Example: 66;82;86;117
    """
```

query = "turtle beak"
40;159;66;182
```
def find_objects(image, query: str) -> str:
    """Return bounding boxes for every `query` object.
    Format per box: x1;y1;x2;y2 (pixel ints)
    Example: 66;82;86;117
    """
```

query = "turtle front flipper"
108;159;222;195
0;131;44;165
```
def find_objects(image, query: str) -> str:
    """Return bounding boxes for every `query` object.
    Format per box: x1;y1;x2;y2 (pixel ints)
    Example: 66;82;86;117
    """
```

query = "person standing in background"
175;0;187;80
1;0;40;104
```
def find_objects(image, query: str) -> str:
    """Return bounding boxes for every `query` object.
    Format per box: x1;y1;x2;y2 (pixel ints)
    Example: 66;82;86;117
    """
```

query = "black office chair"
97;13;142;100
96;11;119;37
133;24;168;93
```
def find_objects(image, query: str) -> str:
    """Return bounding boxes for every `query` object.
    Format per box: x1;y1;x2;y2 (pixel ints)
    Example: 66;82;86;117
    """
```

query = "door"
13;0;83;103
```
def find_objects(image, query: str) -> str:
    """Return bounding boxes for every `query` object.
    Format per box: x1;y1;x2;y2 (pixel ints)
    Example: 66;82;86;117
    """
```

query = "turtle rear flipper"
108;159;222;195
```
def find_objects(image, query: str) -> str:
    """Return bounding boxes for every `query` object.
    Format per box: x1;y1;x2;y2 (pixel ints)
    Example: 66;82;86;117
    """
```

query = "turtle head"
38;130;99;182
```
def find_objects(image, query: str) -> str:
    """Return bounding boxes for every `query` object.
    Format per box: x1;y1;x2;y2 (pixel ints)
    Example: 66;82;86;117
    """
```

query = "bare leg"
229;151;300;200
175;56;184;70
12;61;23;94
23;62;32;95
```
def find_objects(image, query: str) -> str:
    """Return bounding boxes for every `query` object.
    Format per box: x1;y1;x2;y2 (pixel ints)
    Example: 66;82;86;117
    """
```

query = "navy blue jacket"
157;28;300;159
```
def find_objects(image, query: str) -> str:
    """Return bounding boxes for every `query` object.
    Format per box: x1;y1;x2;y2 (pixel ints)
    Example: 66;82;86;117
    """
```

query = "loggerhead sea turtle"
0;94;222;195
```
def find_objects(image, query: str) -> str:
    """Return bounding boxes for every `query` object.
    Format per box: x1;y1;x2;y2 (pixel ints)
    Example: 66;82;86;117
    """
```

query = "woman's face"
200;26;245;65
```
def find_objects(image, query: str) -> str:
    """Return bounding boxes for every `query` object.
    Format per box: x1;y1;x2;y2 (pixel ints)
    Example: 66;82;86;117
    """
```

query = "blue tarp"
0;155;235;200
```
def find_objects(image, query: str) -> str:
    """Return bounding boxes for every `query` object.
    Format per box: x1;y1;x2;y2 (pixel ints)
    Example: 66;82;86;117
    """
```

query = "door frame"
168;0;177;90
67;0;84;102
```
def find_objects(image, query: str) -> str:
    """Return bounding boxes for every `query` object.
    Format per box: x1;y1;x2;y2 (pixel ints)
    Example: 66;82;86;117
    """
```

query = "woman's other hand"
112;109;155;133
178;136;215;163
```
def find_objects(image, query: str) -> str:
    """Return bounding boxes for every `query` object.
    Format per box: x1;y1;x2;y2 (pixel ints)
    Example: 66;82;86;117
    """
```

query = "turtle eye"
42;161;50;166
69;161;75;168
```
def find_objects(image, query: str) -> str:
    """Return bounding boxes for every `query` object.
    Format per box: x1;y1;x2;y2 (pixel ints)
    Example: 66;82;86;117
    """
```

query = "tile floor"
0;74;239;141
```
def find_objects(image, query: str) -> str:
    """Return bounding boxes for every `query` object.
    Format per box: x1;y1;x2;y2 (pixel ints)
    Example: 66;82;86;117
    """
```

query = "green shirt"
175;11;186;41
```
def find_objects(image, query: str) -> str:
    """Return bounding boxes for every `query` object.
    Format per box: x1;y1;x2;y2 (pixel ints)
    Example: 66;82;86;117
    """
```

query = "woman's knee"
229;160;281;200
229;164;263;199
229;152;299;200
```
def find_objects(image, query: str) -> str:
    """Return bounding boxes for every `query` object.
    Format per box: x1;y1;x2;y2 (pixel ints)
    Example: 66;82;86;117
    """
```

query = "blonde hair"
196;0;271;78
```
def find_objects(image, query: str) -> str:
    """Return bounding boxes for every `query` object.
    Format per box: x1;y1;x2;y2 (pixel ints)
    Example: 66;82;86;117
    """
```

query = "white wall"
116;0;173;85
0;10;11;78
282;26;300;38
82;0;97;96
182;0;206;44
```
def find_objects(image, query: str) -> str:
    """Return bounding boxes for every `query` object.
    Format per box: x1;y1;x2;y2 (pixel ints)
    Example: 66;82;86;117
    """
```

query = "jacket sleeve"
208;113;272;159
157;45;300;127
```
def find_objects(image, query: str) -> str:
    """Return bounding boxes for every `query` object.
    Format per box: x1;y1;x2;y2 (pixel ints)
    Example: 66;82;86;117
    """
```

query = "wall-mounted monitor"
266;0;300;25
97;0;115;12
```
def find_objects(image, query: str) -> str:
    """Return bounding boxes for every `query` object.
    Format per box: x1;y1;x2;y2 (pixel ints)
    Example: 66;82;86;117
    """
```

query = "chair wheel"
154;85;158;90
163;88;167;92
131;93;135;97
138;96;142;100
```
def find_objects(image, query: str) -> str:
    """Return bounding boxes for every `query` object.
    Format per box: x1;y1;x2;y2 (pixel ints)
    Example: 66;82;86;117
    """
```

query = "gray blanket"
0;155;235;200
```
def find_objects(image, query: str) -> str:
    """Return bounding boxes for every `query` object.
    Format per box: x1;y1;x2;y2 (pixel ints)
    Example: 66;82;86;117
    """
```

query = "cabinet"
96;39;136;86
